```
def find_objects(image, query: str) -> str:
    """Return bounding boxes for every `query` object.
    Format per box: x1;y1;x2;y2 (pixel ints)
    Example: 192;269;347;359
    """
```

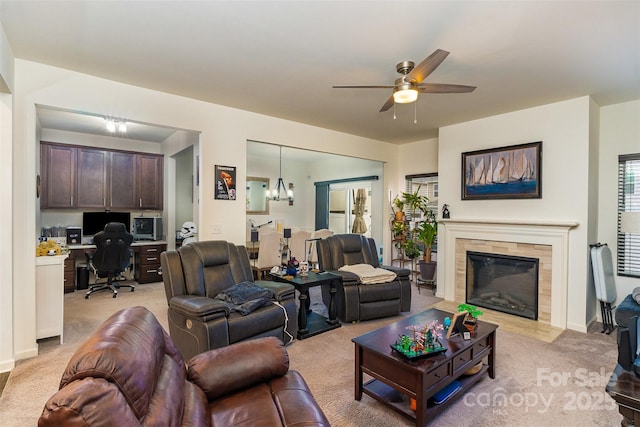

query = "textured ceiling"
3;1;639;144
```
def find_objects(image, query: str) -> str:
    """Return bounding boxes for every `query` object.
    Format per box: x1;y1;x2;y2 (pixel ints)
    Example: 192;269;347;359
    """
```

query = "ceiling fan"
333;49;476;112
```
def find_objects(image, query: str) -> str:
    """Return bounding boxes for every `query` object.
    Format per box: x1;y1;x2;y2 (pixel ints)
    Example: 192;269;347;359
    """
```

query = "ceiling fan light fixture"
393;84;418;104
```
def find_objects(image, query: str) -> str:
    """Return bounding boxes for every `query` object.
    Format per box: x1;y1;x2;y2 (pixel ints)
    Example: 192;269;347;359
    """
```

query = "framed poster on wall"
462;141;542;200
214;165;236;200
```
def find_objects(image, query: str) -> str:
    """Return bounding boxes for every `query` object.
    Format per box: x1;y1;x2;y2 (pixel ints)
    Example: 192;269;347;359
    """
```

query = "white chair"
289;230;311;262
251;231;283;279
308;229;334;268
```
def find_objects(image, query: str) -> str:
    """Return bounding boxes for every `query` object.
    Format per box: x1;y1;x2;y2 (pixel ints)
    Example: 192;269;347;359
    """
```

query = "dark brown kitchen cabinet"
41;143;76;209
136;154;163;210
40;142;163;210
109;151;137;209
77;147;108;208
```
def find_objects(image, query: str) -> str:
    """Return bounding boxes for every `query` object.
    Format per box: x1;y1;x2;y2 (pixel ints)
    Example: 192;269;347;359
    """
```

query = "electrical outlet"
211;224;222;234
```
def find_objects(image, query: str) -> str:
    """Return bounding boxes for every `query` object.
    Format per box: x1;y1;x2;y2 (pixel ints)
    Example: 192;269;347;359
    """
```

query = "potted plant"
403;239;421;259
414;210;438;262
399;185;437;262
401;185;429;216
391;220;407;240
457;303;483;331
392;196;405;221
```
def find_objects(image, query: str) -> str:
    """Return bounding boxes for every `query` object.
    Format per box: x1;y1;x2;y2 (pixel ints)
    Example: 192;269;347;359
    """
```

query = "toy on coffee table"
391;320;447;359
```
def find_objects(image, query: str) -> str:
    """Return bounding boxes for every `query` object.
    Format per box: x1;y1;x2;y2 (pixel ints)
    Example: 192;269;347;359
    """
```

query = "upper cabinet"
77;147;109;208
109;151;137;209
41;143;76;208
40;142;163;210
136;154;164;210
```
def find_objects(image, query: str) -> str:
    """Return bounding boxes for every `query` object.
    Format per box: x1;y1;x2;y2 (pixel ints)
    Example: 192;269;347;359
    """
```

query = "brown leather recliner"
38;306;330;426
317;234;412;322
161;240;297;360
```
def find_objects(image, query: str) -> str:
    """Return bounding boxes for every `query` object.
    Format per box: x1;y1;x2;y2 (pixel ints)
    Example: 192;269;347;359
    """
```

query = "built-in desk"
67;240;167;289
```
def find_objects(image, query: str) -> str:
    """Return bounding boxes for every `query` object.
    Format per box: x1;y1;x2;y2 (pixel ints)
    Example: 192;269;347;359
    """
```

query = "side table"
270;271;341;339
607;363;640;426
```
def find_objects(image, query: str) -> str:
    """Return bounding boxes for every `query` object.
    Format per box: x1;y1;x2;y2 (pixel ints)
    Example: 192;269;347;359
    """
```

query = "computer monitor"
82;212;131;236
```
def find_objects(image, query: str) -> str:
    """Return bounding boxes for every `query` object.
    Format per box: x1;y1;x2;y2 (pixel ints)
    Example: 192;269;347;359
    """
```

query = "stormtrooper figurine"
179;221;198;246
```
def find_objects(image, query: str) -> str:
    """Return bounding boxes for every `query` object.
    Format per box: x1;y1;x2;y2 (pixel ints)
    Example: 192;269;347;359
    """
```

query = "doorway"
329;184;372;237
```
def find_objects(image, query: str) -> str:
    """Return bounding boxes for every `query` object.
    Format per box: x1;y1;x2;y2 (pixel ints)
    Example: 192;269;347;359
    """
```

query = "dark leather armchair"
317;234;411;322
161;240;298;360
39;306;329;426
85;222;134;299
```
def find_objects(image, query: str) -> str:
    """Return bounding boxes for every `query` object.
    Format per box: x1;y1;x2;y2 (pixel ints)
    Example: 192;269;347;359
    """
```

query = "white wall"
599;100;640;304
438;97;594;331
11;59;398;360
0;18;15;372
397;138;439;178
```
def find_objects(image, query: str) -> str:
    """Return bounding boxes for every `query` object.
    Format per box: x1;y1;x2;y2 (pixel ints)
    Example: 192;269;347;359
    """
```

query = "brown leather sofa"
161;240;298;360
317;234;411;322
39;306;330;426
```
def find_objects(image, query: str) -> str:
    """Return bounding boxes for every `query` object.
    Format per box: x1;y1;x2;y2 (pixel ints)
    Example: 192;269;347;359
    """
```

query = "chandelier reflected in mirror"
266;146;294;203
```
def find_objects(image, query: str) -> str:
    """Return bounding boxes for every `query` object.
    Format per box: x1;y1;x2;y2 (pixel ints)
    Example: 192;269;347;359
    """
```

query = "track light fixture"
105;118;127;134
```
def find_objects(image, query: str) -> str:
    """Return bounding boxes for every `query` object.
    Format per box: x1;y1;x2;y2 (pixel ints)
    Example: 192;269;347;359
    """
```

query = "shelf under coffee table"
352;308;497;426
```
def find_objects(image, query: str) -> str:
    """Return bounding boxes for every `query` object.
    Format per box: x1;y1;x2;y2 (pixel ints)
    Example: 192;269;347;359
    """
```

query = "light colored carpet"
0;281;622;426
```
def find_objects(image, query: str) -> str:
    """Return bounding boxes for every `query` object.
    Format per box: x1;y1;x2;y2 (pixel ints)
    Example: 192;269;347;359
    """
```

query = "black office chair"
85;222;134;299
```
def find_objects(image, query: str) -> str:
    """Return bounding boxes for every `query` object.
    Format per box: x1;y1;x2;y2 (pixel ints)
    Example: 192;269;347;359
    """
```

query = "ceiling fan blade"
405;49;450;84
418;83;476;93
379;95;395;112
332;85;394;89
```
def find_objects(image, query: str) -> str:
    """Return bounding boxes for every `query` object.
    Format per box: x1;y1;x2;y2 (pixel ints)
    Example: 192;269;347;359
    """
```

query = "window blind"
405;173;438;220
618;154;640;278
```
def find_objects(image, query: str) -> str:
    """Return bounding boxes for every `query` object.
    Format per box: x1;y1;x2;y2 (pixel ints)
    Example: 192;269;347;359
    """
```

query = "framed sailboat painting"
462;141;542;200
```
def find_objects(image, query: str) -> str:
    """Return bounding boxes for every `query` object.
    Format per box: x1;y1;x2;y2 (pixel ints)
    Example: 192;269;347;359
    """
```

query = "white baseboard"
14;345;38;361
0;358;15;373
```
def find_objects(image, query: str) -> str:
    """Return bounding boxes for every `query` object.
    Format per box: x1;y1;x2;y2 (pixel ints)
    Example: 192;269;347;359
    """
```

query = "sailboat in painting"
493;155;507;183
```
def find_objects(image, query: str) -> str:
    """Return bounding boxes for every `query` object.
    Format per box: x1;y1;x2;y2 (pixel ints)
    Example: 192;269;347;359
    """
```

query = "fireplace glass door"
466;251;539;320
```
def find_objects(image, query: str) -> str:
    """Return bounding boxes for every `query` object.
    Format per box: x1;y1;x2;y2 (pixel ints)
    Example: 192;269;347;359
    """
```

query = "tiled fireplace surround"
440;219;578;329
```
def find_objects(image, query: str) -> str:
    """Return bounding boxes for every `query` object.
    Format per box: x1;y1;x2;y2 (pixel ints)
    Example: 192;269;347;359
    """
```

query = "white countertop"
35;254;69;265
68;240;167;250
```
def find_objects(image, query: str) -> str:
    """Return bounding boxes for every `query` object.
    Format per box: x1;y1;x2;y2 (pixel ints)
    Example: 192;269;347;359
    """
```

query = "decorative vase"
395;211;404;221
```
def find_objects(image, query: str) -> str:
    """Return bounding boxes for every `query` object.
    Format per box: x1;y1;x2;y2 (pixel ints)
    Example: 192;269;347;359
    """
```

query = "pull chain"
414;102;417;124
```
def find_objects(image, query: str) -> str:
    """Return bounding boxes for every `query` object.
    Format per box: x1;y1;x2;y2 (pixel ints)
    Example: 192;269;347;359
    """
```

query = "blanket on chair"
338;264;397;284
215;281;275;315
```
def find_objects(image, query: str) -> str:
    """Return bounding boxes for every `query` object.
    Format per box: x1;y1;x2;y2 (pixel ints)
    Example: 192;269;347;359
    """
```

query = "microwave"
133;217;163;241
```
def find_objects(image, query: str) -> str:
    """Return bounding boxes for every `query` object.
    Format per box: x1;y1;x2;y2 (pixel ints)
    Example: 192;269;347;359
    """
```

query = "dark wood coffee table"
352;308;497;426
269;271;341;339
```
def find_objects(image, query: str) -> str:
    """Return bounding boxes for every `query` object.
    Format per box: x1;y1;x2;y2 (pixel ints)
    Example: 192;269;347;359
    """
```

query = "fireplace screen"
466;251;539;320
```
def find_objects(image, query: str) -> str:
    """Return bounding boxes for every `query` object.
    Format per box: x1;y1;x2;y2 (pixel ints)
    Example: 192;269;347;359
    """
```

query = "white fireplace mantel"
440;218;579;228
439;218;579;329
